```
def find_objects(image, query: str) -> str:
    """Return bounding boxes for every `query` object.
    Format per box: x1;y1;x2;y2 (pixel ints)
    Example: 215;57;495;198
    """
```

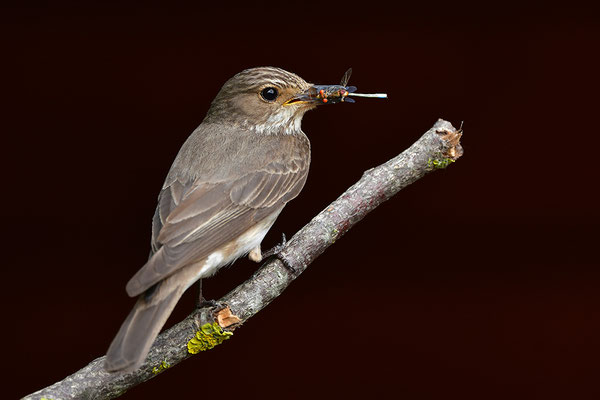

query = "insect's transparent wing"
340;68;353;87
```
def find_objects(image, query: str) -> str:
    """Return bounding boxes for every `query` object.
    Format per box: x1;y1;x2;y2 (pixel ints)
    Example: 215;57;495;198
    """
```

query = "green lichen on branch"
151;360;170;375
427;157;455;170
187;322;233;354
330;227;339;243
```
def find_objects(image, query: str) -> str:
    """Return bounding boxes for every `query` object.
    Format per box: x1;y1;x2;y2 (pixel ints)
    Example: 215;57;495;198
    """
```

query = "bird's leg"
196;279;217;308
196;279;204;307
260;233;298;275
248;234;296;273
261;233;287;259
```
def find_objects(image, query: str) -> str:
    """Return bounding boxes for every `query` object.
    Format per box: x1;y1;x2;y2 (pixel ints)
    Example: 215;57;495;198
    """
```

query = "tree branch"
24;119;463;400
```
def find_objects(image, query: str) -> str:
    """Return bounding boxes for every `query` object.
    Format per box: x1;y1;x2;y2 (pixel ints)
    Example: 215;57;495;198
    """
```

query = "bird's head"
204;67;346;135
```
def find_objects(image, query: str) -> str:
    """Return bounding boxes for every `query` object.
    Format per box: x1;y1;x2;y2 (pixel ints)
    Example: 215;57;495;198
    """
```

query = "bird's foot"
196;297;219;309
263;233;298;275
196;279;218;309
262;233;287;259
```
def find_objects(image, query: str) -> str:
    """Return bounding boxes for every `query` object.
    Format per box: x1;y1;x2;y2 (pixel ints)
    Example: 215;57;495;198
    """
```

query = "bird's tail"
104;285;183;373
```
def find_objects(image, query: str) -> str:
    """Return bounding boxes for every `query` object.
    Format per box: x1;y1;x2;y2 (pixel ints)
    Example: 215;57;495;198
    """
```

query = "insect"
313;68;388;104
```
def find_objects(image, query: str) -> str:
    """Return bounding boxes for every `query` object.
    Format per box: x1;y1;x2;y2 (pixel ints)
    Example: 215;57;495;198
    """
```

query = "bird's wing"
125;157;309;297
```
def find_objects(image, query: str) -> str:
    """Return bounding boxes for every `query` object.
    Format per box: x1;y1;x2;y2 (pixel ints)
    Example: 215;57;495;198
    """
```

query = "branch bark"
24;119;463;400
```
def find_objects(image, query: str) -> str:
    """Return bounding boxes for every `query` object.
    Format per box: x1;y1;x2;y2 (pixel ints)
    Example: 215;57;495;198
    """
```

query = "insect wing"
340;68;353;87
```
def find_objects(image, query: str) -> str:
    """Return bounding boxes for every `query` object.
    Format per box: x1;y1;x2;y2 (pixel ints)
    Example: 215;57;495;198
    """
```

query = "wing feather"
126;156;309;297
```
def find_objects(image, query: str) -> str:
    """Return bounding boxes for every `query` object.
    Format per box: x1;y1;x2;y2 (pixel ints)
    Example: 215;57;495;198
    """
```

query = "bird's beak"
283;84;353;106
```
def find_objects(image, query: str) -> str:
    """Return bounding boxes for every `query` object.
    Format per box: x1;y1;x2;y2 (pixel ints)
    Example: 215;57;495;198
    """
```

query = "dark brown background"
3;1;599;399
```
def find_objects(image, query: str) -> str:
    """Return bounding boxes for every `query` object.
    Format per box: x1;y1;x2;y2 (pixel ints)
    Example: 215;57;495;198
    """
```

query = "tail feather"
104;287;183;373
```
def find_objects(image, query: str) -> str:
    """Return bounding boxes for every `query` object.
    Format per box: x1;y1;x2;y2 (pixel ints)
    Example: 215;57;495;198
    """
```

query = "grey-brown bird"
104;67;356;373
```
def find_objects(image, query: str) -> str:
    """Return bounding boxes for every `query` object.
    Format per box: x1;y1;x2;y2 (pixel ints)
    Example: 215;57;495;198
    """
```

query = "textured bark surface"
24;119;463;400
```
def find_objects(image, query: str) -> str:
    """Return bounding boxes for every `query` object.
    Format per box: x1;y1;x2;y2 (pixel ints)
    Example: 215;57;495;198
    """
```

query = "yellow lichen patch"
187;322;233;354
427;157;455;170
216;306;241;328
152;360;170;375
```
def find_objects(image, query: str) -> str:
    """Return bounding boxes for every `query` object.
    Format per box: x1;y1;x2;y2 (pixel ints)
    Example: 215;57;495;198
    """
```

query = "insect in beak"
283;68;387;106
314;68;388;105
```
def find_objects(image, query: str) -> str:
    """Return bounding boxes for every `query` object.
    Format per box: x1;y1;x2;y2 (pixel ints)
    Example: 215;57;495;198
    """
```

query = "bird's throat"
248;109;305;136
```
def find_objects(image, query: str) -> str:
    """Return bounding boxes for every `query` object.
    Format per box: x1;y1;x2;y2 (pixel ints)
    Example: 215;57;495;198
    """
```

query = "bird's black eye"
260;87;278;102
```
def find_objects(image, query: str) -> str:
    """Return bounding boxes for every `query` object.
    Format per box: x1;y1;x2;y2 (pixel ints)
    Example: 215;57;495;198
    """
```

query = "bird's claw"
196;298;219;309
262;233;287;258
263;233;298;275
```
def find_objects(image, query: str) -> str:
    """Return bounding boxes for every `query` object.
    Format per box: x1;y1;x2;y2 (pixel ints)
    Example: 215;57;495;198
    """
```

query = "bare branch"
24;119;463;400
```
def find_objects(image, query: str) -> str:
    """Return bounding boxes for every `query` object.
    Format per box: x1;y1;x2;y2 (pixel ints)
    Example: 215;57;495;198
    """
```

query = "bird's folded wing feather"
125;158;308;297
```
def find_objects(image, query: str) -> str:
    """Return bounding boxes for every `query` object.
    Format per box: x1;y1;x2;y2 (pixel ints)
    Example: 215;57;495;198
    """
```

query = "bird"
104;66;346;373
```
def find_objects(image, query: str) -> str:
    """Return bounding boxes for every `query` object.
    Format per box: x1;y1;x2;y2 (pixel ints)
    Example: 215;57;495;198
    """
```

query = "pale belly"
183;210;281;291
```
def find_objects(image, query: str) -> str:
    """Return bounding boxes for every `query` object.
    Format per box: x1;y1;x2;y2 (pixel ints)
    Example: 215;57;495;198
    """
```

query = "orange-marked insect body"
309;68;385;105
